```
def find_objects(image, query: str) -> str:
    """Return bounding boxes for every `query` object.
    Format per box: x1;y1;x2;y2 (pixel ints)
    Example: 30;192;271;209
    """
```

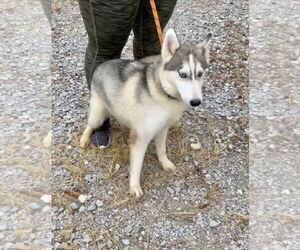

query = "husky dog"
80;29;212;197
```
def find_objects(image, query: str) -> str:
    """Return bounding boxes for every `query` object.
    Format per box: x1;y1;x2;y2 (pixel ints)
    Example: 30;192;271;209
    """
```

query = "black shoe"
90;119;110;148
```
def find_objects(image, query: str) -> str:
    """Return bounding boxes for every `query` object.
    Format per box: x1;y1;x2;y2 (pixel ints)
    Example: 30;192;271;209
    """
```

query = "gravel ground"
51;0;249;249
249;0;300;249
0;0;52;248
2;0;298;249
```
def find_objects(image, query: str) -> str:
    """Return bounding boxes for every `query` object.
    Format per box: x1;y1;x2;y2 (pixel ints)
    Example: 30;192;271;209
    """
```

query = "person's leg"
78;0;140;147
133;0;177;59
78;0;141;88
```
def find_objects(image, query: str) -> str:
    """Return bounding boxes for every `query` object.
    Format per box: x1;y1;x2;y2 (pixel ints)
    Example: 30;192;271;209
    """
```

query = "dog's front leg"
155;126;176;172
129;130;150;198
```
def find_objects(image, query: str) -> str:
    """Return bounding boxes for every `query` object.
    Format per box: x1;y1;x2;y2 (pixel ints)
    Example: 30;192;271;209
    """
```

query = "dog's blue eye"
179;72;187;78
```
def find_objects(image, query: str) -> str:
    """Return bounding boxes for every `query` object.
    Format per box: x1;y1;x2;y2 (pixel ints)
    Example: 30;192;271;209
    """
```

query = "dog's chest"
136;104;182;136
147;102;185;126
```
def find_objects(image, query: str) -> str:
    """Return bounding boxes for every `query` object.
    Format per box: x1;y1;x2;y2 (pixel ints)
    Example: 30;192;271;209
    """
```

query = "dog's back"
91;59;157;127
92;59;145;103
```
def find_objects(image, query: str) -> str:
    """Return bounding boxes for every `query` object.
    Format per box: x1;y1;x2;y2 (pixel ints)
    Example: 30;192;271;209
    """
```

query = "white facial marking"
189;53;195;80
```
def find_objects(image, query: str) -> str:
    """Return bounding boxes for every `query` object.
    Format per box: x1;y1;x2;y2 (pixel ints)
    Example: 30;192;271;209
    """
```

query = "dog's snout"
190;99;201;107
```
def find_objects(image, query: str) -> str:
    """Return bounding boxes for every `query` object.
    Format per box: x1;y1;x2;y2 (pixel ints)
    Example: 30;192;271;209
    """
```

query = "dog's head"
160;29;212;107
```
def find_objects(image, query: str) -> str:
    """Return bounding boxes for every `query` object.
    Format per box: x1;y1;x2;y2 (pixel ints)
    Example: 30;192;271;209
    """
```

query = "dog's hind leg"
80;92;108;148
155;126;176;172
129;130;151;198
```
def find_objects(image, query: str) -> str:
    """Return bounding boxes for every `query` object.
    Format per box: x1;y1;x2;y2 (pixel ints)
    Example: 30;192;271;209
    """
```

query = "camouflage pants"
78;0;177;88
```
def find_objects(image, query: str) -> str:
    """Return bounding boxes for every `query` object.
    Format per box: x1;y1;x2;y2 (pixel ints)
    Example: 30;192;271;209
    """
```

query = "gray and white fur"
80;29;212;197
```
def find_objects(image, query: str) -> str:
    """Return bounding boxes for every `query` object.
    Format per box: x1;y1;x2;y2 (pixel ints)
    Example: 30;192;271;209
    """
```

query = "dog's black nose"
190;99;201;107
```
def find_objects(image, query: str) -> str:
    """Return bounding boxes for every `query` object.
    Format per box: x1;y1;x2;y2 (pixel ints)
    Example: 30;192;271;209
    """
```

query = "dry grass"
0;129;51;208
280;214;300;222
0;185;26;208
167;210;199;218
57;243;79;250
1;118;221;213
50;118;222;210
0;185;47;211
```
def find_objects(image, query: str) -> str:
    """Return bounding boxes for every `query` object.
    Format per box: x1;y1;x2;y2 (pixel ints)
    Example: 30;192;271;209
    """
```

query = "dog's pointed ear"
197;33;212;49
197;33;212;63
161;29;180;59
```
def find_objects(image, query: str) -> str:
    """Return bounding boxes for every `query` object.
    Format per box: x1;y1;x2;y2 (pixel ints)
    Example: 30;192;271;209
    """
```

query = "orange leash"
149;0;163;46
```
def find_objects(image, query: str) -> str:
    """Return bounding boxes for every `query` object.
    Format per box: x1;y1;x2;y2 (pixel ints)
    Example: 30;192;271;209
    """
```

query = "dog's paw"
162;160;177;172
79;136;89;148
129;185;143;198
